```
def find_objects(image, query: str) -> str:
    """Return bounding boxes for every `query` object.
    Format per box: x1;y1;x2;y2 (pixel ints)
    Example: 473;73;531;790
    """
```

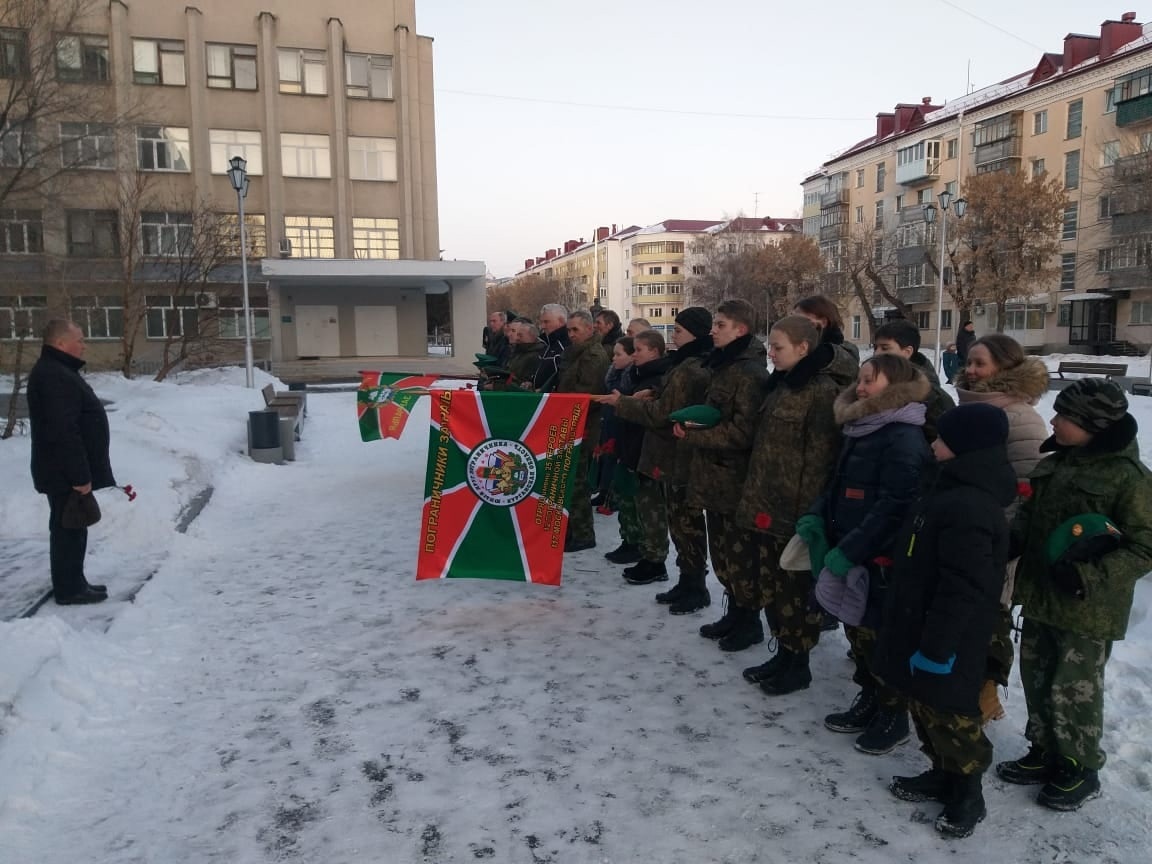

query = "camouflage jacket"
681;335;769;514
735;343;856;538
1011;414;1152;640
613;336;713;484
495;342;544;391
557;337;610;435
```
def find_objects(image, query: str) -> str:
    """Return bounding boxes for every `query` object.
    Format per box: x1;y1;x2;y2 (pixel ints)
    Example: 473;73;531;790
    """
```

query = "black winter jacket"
28;345;116;495
877;447;1016;716
532;327;572;392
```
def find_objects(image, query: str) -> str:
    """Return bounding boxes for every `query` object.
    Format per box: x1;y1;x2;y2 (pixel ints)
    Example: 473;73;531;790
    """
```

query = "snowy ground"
0;364;1150;863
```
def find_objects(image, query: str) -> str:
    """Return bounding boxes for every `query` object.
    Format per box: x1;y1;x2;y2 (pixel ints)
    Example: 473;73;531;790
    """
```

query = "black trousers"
48;493;88;597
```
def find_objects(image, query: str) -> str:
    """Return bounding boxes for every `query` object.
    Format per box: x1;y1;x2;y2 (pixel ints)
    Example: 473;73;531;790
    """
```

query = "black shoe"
55;587;109;605
820;611;840;632
605;543;642;564
995;744;1053;786
669;586;710;615
624;560;668;585
718;607;764;652
742;652;786;684
935;773;986;838
824;689;879;733
1037;758;1102;811
85;582;108;594
758;650;812;695
655;578;687;604
699;593;736;639
890;768;949;803
854;709;910;755
564;535;596;553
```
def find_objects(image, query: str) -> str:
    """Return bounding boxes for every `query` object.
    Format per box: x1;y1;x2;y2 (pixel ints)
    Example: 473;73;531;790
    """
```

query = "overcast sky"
419;0;1131;277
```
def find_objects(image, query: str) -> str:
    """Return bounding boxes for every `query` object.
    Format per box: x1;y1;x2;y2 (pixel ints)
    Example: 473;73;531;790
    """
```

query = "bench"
261;384;304;453
1048;362;1128;390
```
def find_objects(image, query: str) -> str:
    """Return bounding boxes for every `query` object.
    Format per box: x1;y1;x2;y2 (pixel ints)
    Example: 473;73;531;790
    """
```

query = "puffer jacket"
955;357;1049;484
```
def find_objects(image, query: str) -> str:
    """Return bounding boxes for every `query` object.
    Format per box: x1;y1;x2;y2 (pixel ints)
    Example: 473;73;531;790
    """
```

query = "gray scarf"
843;401;926;438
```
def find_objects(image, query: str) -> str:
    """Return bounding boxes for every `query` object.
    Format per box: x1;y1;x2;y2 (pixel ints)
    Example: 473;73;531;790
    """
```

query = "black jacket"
615;356;672;471
956;327;977;362
27;345;116;495
877;447;1016;716
532;327;571;392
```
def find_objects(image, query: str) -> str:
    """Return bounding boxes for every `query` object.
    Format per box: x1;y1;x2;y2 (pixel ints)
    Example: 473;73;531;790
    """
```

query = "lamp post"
922;191;967;374
227;155;254;388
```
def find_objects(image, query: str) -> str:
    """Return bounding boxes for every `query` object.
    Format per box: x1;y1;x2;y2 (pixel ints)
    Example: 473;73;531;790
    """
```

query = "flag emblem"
467;439;537;506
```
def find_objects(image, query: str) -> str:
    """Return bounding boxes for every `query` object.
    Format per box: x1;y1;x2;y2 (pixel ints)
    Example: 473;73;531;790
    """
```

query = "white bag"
779;534;810;571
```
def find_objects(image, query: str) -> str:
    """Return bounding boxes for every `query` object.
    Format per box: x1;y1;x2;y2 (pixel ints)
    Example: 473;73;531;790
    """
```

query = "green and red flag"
357;371;442;441
417;390;590;585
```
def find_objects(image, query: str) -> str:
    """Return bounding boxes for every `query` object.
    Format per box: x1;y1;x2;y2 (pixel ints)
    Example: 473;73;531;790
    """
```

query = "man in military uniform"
493;319;543;391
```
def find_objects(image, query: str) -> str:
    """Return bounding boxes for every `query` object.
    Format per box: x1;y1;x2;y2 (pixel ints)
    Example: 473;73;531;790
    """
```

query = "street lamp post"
922;191;966;374
227;155;255;389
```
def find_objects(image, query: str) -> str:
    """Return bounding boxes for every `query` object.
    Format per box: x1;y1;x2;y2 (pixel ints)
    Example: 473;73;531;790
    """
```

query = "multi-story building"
806;12;1152;355
0;0;484;377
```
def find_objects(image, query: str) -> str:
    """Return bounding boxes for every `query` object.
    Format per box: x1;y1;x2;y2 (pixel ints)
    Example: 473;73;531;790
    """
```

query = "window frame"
0;27;29;79
1131;300;1152;325
283;215;335;258
145;294;200;340
70;295;124;340
55;33;110;82
65;209;119;257
140;211;192;257
1064;150;1080;190
278;47;327;95
0;208;43;254
281;132;331;178
0;294;48;340
1066;100;1083;139
209;129;263;176
1033;110;1048;135
136;125;191;173
344;52;393;100
60;122;115;169
352;217;400;260
348;136;397;182
206;43;257;91
132;38;186;86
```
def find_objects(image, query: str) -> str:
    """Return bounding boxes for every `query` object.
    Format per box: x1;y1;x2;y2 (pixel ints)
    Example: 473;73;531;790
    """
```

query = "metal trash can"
248;409;283;463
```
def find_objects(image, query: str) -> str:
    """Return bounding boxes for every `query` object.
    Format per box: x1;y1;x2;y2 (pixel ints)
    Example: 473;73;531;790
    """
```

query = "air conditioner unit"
278;238;293;257
196;291;217;308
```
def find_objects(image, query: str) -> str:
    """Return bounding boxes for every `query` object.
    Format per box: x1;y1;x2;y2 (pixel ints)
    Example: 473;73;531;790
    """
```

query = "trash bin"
248;409;283;463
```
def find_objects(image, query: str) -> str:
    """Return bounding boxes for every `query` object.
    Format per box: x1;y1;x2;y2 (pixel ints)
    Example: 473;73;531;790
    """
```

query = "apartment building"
805;12;1152;355
0;0;484;376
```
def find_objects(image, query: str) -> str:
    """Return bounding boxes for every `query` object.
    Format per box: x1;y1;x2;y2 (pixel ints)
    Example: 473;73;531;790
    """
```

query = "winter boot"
655;576;687;605
758;649;812;695
624;560;669;585
605;542;642;564
699;593;736;639
854;708;910;755
668;572;710;615
995;744;1052;786
824;688;879;733
563;534;595;553
979;679;1005;724
1037;757;1102;811
718;606;764;652
935;773;986;838
742;646;785;684
889;767;949;803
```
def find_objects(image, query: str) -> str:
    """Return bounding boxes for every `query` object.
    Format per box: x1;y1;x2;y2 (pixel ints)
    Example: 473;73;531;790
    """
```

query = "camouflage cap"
1053;378;1128;432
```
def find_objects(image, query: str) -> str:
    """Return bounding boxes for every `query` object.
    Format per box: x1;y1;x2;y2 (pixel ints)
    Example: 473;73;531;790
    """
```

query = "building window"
946;138;958;159
855;168;864;188
140;211;191;256
894;194;903;212
1060;252;1076;290
136;126;190;172
1131;300;1152;324
56;34;109;82
874;200;884;226
348;136;397;181
855;205;863;223
206;43;257;90
1064;150;1080;190
648;266;662;275
1066;100;1082;139
0;294;47;339
943;181;958;199
1062;204;1078;241
1106;89;1117;113
70;295;123;339
851;315;861;340
1100;195;1113;220
60;121;114;169
132;39;185;86
1098;247;1115;272
1102;140;1120;168
352;217;399;259
284;215;334;258
0;122;34;167
209;129;262;175
219;294;270;339
146;295;199;339
1033;110;1047;135
691;265;705;275
1004;304;1047;331
281;133;330;178
345;52;392;99
941;309;953;331
649;307;663;318
217;213;266;258
873;238;884;266
916;311;930;330
916;189;933;205
876;162;886;193
1031;158;1046;179
0;209;43;253
1;28;29;78
1057;303;1072;326
66;209;118;257
1143;132;1152;154
278;48;326;95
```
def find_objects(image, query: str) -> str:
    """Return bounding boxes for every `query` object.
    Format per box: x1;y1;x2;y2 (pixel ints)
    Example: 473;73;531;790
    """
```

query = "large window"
1062;204;1078;241
206;43;257;90
1064;150;1080;190
0;122;34;167
146;295;199;339
875;161;886;193
278;48;326;95
60;122;115;169
136;126;190;172
281;133;330;178
1066;99;1083;139
56;34;109;82
0;209;43;253
1033;110;1048;135
209;129;262;175
1;28;28;78
66;209;118;257
1102;140;1120;168
348;136;397;181
1131;300;1152;324
1004;304;1047;331
345;52;392;99
141;211;191;256
132;39;185;86
284;215;334;258
1060;252;1077;290
70;295;123;339
218;294;270;339
216;213;266;258
353;217;399;259
0;294;47;340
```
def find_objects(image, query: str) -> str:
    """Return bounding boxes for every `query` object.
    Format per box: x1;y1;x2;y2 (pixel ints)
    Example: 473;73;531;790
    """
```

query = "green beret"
668;404;723;429
1046;513;1123;565
474;353;499;363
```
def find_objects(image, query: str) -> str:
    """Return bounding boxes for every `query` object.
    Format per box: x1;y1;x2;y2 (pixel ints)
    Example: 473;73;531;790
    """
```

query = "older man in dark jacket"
27;319;116;605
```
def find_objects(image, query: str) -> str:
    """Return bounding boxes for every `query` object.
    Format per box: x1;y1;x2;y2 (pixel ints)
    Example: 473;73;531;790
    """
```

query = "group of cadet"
479;296;1152;839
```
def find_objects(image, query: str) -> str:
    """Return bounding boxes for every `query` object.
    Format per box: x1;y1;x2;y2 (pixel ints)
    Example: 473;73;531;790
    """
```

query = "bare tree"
488;273;589;319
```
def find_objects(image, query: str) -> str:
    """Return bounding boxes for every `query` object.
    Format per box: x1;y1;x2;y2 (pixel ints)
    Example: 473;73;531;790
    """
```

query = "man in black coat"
532;303;571;392
27;319;116;605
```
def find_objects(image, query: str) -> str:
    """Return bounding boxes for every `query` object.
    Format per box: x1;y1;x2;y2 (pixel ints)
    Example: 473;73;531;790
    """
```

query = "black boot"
824;688;878;733
994;744;1053;786
699;593;736;638
854;708;910;755
718;606;764;652
656;574;687;604
605;542;642;564
624;560;669;585
889;767;949;802
742;649;785;684
1037;757;1102;811
669;572;710;614
758;649;811;695
935;773;986;838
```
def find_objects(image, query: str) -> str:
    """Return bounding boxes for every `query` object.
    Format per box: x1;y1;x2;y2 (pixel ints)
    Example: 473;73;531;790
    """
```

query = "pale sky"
419;0;1131;276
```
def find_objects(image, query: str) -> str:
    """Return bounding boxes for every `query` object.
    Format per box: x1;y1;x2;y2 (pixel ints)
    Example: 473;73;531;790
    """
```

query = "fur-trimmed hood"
956;356;1049;405
833;372;932;425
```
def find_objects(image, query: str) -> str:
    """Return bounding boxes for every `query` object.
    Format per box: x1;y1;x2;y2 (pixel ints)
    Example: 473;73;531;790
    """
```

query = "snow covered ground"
0;364;1150;863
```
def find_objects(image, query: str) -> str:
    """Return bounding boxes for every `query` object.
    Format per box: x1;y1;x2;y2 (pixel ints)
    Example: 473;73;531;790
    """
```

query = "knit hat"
1053;378;1129;432
675;307;712;339
1046;513;1123;566
936;402;1009;456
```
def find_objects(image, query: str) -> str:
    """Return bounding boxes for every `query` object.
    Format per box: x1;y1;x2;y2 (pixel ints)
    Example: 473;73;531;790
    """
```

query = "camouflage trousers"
845;625;907;712
909;699;992;776
635;475;669;562
667;484;708;577
1019;618;1112;771
984;608;1016;687
567;442;595;544
616;493;643;546
704;511;758;609
758;533;822;652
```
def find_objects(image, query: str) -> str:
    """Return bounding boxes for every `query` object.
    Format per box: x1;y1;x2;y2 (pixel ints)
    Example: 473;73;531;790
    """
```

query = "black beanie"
675;307;712;339
937;403;1009;456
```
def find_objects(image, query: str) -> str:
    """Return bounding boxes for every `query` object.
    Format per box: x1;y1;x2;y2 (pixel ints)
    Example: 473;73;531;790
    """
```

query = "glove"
1049;560;1085;597
796;515;829;575
823;547;854;578
909;650;955;676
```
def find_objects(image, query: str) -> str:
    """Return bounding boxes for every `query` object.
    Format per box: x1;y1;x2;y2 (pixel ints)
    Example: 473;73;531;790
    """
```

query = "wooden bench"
261;384;304;451
1048;362;1128;390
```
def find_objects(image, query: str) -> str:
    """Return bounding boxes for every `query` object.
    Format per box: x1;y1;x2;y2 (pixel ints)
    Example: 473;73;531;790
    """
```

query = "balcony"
631;271;684;286
820;189;850;208
1108;268;1150;290
1118;93;1152;127
1111;211;1152;236
899;286;931;304
819;222;849;242
974;137;1021;167
896;156;940;186
1113;151;1152;182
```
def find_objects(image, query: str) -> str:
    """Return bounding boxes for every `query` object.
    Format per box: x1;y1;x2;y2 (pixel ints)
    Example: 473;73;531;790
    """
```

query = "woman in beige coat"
954;333;1049;721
